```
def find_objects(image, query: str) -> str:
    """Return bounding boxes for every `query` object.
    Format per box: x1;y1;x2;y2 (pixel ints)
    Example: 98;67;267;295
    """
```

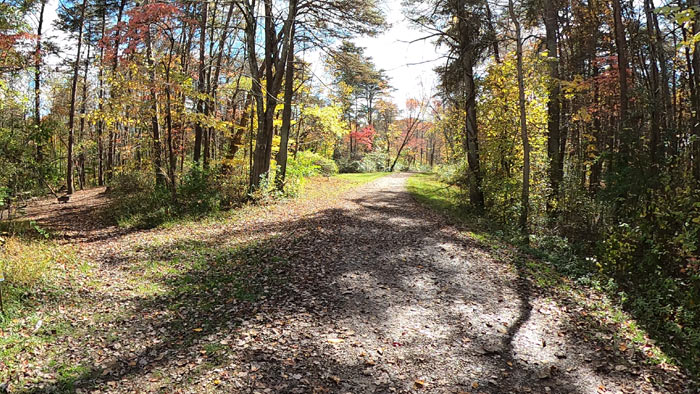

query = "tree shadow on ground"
409;175;699;388
18;179;692;393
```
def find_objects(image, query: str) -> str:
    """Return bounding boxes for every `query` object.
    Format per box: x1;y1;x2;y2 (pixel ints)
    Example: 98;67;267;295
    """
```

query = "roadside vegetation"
408;172;699;380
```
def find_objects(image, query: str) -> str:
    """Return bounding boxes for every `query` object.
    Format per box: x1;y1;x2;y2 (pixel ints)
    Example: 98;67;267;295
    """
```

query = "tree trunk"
66;0;88;194
249;0;297;190
509;0;530;234
463;54;484;209
693;0;700;181
612;0;630;161
228;94;252;158
644;0;661;167
544;0;562;213
193;0;208;164
275;24;296;190
78;33;91;190
107;0;126;184
34;0;45;164
97;1;106;186
650;0;672;135
145;19;165;187
458;0;485;210
485;1;500;63
390;109;422;172
165;51;176;196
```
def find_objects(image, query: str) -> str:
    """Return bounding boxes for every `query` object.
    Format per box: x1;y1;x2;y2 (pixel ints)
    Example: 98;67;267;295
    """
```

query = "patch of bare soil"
9;175;693;393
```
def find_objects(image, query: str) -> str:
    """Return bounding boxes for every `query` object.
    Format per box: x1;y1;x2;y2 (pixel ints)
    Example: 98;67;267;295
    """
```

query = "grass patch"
0;221;88;386
55;363;93;392
0;233;83;320
406;173;503;240
406;173;467;219
333;172;387;184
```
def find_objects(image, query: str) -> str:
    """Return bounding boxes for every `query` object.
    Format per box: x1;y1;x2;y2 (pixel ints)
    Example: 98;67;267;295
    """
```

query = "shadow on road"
18;175;691;393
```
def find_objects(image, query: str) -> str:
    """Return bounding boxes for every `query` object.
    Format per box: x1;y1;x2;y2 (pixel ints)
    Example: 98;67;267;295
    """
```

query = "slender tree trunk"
97;2;106;186
509;0;530;234
294;117;302;159
202;0;220;169
644;0;661;166
544;0;562;213
457;0;485;210
145;18;164;187
275;24;296;190
463;55;484;209
107;0;126;183
485;1;500;63
650;0;672;133
612;0;630;161
193;0;208;164
66;0;88;194
229;94;252;158
590;62;603;193
34;0;45;164
693;0;700;181
165;47;176;196
390;110;422;172
682;25;695;157
243;0;264;188
78;35;91;190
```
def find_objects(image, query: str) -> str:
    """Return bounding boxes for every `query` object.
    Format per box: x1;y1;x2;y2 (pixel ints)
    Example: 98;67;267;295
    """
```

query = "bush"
214;159;249;208
337;152;389;174
315;155;339;176
337;159;363;173
107;154;341;228
107;166;223;228
286;151;338;178
179;166;221;214
106;172;169;228
360;152;389;173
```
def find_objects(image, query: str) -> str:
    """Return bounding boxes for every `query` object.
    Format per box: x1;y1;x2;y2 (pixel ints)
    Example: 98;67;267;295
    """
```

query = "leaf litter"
0;174;694;393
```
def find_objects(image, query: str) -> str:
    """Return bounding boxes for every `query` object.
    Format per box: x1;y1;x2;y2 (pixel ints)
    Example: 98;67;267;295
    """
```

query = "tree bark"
693;0;700;181
78;33;91;190
34;0;45;164
107;0;127;183
485;1;500;63
650;0;672;134
463;50;484;209
193;0;208;164
66;0;88;194
275;24;296;190
544;0;562;213
145;17;165;187
228;93;251;159
611;0;630;161
390;107;423;172
509;0;530;234
644;0;661;166
97;1;106;185
457;0;485;210
165;43;176;196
